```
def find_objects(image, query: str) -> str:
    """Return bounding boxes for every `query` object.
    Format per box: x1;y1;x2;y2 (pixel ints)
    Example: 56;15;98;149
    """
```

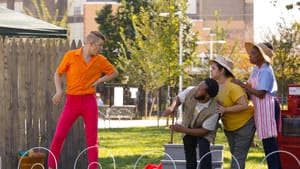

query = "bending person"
163;78;219;169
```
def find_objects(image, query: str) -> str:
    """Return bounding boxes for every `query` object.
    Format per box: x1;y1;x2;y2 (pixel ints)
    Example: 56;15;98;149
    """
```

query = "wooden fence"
0;37;87;169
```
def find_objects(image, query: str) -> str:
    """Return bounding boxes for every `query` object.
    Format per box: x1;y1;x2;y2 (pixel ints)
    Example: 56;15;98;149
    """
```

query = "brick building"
83;0;253;50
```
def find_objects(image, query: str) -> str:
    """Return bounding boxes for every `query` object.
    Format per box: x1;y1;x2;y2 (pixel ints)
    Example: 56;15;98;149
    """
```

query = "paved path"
98;118;168;128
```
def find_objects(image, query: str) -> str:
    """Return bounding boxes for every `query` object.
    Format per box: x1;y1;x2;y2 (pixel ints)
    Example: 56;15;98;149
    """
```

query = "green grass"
97;126;267;169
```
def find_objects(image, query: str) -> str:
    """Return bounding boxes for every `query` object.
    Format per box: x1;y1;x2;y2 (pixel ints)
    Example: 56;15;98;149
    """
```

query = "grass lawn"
97;126;267;169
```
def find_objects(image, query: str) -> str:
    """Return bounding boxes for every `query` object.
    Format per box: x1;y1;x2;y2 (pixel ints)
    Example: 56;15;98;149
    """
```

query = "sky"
254;0;300;42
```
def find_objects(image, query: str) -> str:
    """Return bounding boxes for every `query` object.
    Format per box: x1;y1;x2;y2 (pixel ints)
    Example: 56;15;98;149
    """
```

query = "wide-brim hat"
209;56;234;77
245;42;275;64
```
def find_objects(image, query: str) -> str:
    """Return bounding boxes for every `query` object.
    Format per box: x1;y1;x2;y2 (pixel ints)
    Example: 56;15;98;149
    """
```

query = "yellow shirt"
217;77;254;131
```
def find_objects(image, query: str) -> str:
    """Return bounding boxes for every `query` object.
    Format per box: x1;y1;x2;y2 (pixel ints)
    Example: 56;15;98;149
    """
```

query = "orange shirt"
57;48;115;95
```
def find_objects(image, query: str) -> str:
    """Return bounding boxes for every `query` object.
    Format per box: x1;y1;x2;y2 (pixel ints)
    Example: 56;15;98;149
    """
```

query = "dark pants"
183;135;212;169
262;100;282;169
225;118;255;169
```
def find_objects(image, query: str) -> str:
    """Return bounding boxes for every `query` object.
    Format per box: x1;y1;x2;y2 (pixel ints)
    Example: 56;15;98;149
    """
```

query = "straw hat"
209;56;234;76
245;42;275;63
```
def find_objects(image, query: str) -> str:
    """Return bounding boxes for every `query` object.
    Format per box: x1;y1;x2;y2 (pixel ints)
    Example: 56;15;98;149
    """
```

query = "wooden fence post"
0;37;87;169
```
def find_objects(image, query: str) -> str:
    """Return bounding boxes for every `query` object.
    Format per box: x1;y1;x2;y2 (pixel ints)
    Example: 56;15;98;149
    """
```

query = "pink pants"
48;94;98;169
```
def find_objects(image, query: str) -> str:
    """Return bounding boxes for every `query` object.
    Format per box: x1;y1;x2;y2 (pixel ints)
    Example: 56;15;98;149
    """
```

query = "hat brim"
245;42;255;56
245;42;272;63
209;59;235;77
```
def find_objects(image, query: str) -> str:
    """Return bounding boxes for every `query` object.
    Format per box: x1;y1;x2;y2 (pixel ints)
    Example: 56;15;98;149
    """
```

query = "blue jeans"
262;100;282;169
183;135;212;169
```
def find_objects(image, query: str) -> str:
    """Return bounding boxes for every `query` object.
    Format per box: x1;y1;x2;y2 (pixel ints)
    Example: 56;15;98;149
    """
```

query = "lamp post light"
196;33;226;77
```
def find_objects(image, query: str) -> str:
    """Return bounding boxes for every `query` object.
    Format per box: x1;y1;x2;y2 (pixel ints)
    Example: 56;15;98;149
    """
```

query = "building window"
74;6;81;16
187;0;197;14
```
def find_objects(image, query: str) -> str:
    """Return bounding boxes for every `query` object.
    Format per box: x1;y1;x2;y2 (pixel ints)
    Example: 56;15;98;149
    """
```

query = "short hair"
86;31;106;44
204;78;219;97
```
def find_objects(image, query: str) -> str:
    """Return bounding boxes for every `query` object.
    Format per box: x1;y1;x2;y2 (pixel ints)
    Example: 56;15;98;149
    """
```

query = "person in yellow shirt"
210;56;255;169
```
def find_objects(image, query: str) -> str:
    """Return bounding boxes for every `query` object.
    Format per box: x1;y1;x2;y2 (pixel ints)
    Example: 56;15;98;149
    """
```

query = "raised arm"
231;79;266;99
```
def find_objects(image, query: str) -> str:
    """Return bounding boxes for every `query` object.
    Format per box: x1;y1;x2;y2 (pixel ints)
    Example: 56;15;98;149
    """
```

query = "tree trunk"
149;93;156;117
7;0;15;9
144;90;149;117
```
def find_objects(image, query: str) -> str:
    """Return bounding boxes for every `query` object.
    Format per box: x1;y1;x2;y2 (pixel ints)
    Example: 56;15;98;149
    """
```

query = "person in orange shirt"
48;31;118;169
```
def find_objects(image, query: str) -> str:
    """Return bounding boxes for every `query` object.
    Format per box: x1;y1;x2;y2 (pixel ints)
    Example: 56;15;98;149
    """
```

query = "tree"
266;22;300;100
285;1;300;10
266;0;300;102
23;0;70;28
117;0;198;117
95;0;151;64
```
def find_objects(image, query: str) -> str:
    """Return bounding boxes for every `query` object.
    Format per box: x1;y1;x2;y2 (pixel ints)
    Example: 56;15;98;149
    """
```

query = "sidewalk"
98;118;168;128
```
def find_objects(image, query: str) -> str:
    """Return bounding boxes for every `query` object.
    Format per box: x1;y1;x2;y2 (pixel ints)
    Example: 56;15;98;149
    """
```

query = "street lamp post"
179;18;183;93
177;13;183;125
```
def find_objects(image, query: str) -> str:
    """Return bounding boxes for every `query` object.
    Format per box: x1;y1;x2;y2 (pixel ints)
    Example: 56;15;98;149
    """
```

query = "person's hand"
216;104;225;116
169;124;185;133
163;107;175;117
52;91;63;105
90;81;98;87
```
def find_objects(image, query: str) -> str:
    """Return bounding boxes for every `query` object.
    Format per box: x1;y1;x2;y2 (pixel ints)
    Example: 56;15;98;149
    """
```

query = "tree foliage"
116;0;198;116
266;0;300;100
23;0;70;28
95;0;151;64
266;23;300;99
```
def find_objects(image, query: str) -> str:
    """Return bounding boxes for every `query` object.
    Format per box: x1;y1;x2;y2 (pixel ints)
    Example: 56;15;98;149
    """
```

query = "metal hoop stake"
197;150;240;169
73;145;116;169
258;150;300;169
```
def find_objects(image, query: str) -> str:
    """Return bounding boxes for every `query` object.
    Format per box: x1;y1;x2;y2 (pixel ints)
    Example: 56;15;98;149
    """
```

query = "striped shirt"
248;63;278;139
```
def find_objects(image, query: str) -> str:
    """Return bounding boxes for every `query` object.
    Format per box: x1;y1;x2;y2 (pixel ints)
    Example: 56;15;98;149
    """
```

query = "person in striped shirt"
232;42;281;169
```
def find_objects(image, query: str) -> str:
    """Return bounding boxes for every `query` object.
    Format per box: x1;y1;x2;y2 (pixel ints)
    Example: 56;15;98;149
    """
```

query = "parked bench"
109;105;136;120
98;105;110;119
98;105;136;128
